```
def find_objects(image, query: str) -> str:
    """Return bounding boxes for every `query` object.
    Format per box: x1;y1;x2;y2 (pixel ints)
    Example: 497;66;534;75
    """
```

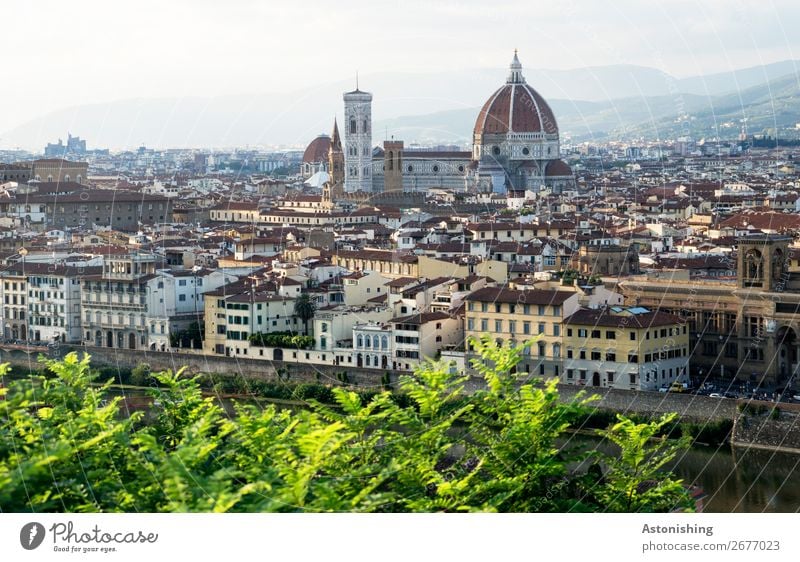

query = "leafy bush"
249;332;314;349
0;338;694;513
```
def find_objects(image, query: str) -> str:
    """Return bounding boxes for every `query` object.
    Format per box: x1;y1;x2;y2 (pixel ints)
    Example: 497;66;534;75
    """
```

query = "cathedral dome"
545;159;572;177
473;52;558;137
303;134;331;164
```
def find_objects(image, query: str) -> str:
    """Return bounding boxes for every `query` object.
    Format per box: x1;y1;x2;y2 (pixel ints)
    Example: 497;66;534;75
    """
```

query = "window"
553;325;560;337
480;319;488;331
538;323;545;334
178;294;186;302
627;353;638;363
578;328;587;338
508;321;516;333
538;305;546;315
591;330;601;338
591;351;601;360
567;369;574;379
523;322;530;335
607;372;615;383
629;332;636;341
567;349;573;359
567;328;573;337
579;350;586;359
606;331;615;340
629;373;636;385
467;318;474;330
495;320;502;332
538;343;545;357
606;352;616;362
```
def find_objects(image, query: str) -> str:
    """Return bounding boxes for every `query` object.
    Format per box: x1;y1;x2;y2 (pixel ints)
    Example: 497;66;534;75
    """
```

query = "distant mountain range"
2;60;798;150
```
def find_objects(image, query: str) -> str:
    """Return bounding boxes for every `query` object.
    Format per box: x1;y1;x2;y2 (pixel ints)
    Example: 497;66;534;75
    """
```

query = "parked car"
709;393;722;398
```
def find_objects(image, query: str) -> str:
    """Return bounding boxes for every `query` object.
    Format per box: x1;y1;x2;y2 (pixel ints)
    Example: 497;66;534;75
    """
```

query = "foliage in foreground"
0;336;694;512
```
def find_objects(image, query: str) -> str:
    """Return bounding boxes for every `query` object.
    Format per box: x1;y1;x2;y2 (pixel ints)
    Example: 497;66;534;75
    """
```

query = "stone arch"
744;249;763;284
772;248;785;283
776;325;798;381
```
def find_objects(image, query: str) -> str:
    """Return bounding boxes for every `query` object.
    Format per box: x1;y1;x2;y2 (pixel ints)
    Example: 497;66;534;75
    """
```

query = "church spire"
330;117;342;150
507;49;525;84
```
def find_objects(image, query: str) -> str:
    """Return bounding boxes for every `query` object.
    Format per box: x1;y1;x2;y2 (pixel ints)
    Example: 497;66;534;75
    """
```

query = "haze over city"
2;0;799;149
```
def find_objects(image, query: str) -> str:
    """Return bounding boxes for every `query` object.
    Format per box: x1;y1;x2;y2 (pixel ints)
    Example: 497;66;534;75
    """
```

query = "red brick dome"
474;52;558;137
303;135;331;164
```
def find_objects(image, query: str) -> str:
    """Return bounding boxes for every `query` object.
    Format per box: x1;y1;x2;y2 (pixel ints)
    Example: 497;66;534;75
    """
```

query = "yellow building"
464;286;580;377
562;307;689;391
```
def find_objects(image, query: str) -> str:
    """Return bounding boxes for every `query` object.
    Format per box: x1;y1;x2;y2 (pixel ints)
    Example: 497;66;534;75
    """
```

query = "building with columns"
619;234;800;387
343;87;373;192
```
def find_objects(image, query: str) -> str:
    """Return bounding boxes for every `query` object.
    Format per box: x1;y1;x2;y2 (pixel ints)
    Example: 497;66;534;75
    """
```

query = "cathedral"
302;52;575;195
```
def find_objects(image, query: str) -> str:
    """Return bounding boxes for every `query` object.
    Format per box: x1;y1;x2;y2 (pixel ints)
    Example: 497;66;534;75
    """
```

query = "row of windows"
355;334;389;349
468;318;560;336
564;347;688;362
566;369;636;385
567;325;686;341
467;303;562;316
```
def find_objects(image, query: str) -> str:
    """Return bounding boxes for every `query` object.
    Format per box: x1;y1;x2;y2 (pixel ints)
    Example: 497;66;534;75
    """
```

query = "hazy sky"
2;0;798;136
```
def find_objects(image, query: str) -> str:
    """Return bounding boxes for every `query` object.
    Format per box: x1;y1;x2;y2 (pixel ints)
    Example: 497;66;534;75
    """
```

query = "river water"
108;388;800;512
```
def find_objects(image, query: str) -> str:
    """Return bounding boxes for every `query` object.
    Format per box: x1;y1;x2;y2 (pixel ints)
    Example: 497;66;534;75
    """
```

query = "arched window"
381;335;388;350
365;336;371;348
388;152;393;170
64;175;70;182
365;355;371;366
350;120;357;134
357;335;363;348
373;335;380;349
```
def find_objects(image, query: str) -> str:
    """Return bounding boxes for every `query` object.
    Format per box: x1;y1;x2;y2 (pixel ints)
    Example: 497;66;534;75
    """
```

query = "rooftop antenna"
356;71;359;91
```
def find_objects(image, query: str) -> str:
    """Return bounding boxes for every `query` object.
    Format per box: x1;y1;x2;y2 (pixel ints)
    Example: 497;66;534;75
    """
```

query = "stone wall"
49;345;395;389
732;402;800;453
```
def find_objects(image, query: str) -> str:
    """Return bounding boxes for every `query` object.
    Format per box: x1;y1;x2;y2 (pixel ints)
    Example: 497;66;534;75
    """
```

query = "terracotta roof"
465;286;575;306
474;82;558;136
303;135;331;164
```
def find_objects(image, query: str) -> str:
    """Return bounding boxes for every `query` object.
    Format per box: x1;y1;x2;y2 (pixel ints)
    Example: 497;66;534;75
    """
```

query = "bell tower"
343;82;373;192
328;118;344;198
737;235;791;291
383;139;403;192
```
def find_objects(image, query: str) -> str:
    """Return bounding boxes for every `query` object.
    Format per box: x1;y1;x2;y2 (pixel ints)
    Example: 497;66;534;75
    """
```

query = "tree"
0;342;694;513
293;293;316;336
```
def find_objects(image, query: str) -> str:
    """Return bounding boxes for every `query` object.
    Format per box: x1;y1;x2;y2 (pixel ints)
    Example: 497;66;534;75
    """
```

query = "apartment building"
203;285;300;358
390;311;463;371
21;263;101;343
81;253;160;349
0;269;28;340
145;268;238;350
562;306;690;391
464;286;581;377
